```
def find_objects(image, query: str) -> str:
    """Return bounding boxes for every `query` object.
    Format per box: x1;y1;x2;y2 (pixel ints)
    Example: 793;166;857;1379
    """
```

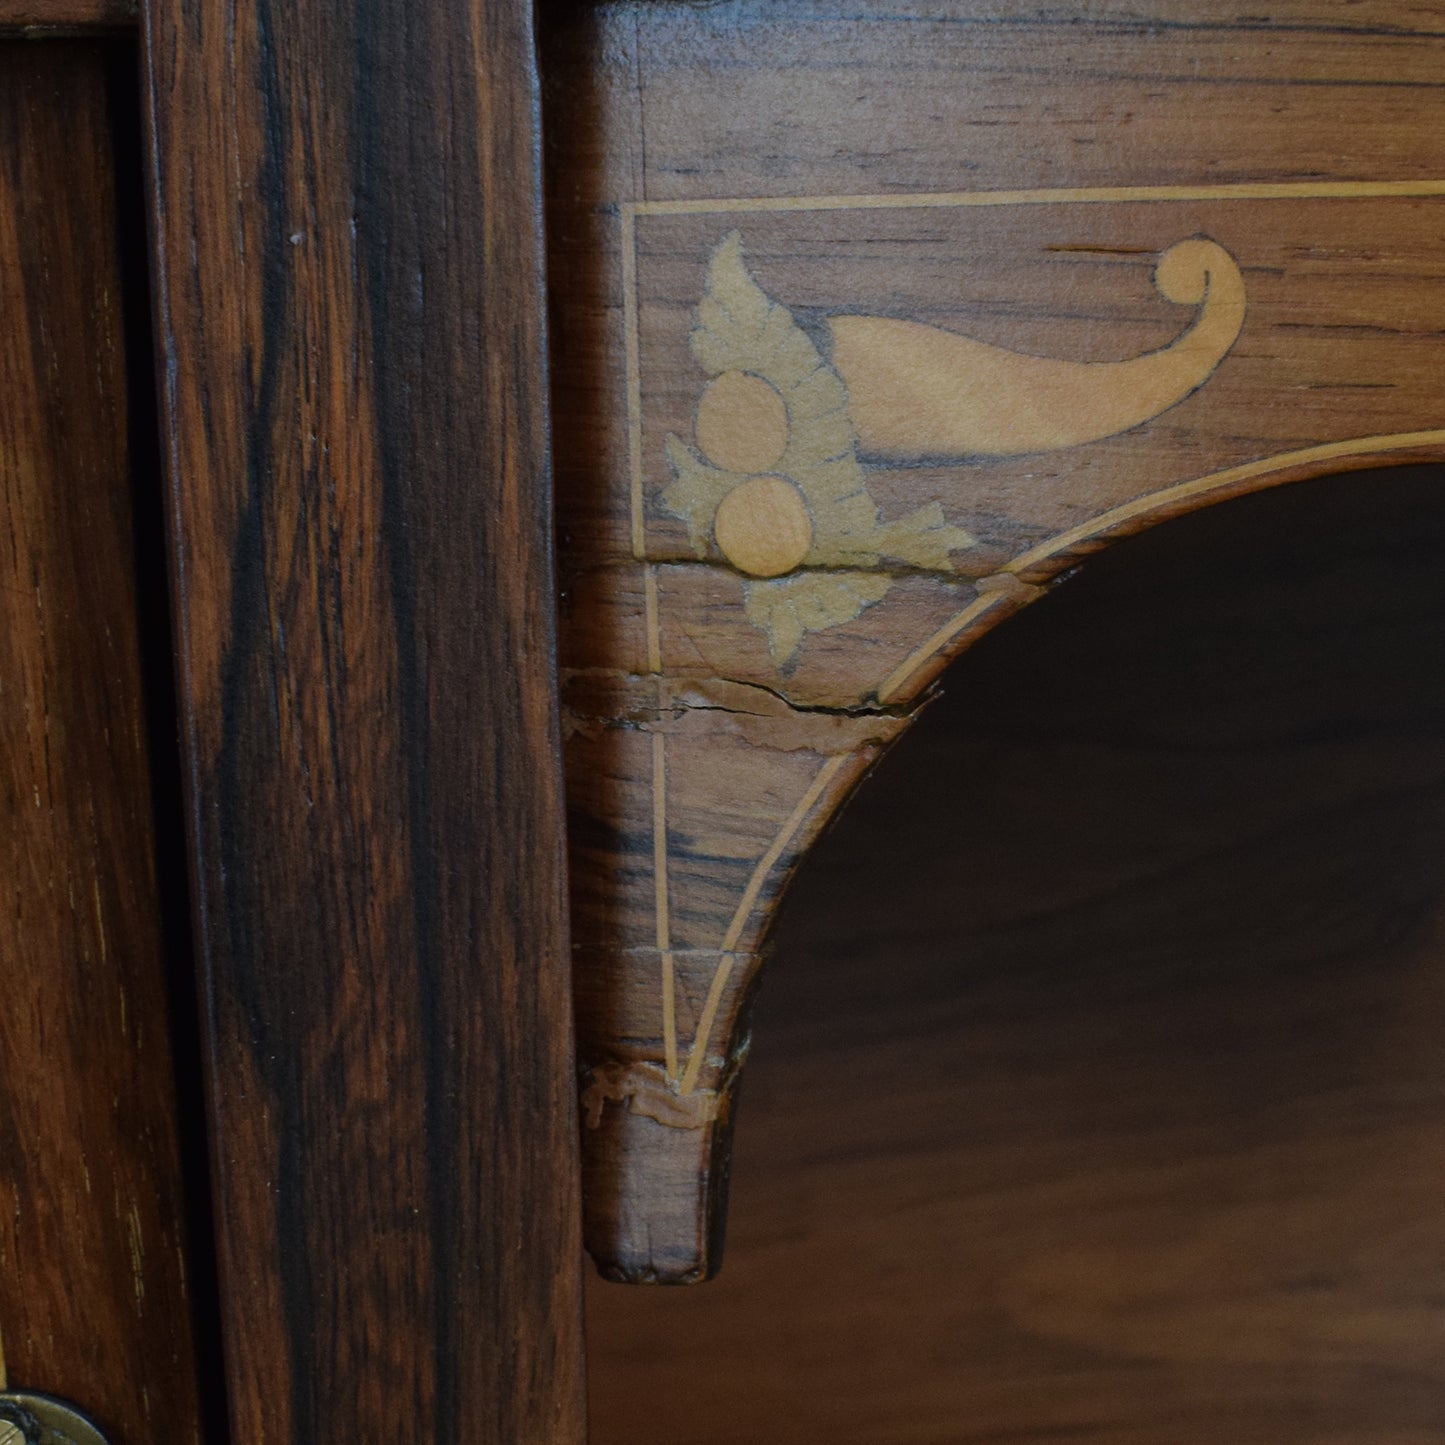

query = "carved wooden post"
142;0;586;1433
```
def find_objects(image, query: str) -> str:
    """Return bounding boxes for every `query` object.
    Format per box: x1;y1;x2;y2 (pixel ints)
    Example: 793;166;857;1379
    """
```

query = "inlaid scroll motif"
664;231;1246;664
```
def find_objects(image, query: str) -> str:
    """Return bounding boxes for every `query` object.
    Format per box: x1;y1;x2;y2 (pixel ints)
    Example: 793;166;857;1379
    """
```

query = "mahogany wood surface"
586;463;1445;1442
0;41;204;1442
140;0;586;1439
542;0;1445;1283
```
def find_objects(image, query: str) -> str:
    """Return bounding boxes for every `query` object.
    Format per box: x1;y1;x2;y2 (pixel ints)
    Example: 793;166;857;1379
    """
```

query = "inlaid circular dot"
713;476;813;578
695;371;789;474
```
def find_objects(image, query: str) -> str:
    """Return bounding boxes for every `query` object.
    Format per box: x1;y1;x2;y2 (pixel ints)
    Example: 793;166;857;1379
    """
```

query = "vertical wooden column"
0;42;204;1443
140;1;585;1440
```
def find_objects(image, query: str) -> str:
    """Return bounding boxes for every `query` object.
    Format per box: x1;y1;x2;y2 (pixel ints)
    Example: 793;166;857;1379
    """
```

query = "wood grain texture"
543;0;1445;1282
0;1;135;31
140;0;586;1439
586;462;1445;1442
0;42;202;1442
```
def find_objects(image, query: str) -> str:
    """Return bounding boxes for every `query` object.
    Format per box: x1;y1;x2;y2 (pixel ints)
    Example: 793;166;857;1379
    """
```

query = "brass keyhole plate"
0;1394;109;1445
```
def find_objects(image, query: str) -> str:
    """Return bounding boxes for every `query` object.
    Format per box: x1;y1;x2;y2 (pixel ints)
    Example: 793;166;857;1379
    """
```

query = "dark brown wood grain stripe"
140;0;585;1438
0;40;203;1442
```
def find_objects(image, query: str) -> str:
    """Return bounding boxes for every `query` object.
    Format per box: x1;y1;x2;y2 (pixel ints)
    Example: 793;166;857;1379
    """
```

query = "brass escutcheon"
0;1394;109;1445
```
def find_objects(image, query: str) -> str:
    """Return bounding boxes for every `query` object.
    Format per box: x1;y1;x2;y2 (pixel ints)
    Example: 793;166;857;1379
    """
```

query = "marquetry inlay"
563;177;1445;1283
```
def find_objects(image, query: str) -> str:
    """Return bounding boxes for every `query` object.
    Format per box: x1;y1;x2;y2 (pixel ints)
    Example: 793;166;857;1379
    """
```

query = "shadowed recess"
585;463;1445;1445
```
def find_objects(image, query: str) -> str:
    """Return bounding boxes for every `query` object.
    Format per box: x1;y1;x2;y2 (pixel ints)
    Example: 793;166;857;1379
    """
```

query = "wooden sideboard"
2;2;1443;1441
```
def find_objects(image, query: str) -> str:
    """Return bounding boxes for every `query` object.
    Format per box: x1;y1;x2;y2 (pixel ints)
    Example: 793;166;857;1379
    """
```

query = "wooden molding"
141;0;586;1435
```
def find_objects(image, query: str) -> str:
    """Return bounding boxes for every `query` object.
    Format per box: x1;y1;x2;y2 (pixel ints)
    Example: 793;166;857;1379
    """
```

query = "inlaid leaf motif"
663;231;977;664
744;572;893;667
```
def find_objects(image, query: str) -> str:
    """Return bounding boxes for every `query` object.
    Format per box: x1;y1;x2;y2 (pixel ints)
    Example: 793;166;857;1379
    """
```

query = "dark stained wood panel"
0;41;202;1444
140;0;586;1439
585;464;1445;1443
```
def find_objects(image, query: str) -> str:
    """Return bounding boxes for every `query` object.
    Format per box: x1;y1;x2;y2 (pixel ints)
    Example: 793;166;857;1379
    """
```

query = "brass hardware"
0;1395;109;1445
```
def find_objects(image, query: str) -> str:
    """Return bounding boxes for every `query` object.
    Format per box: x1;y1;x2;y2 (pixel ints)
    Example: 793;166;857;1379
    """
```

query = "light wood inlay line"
643;567;662;677
627;179;1445;219
627;210;666;680
1008;429;1445;573
652;732;679;1081
677;754;851;1095
877;430;1445;703
876;591;1014;704
622;203;646;562
678;954;736;1099
631;200;676;1078
660;952;679;1084
719;754;850;957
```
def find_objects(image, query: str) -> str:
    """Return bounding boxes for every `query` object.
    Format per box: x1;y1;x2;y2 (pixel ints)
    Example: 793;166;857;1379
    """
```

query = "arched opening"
585;463;1445;1442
